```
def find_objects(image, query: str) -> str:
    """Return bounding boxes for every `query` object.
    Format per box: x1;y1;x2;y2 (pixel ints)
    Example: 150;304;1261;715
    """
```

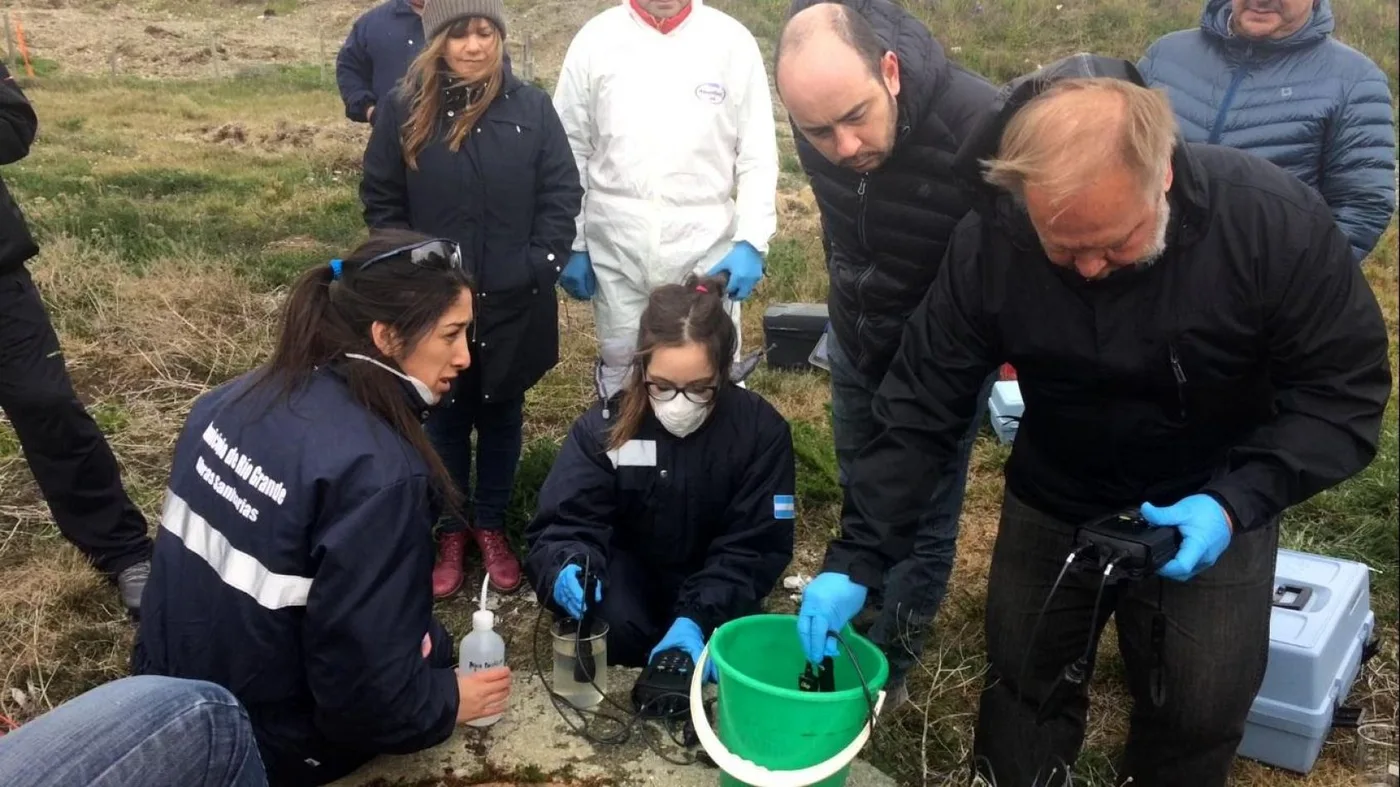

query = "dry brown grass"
0;236;280;721
0;2;1394;786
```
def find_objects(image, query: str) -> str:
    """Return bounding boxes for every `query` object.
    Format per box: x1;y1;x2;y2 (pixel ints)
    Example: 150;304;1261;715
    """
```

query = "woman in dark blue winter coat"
360;0;583;600
524;275;797;675
134;230;512;787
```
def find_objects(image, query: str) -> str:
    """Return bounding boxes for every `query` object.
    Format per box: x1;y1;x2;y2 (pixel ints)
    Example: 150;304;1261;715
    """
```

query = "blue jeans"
425;362;524;533
827;332;992;684
0;675;266;787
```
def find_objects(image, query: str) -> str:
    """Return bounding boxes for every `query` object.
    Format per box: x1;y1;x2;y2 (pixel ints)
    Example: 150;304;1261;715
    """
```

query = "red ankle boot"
431;532;468;599
472;529;522;594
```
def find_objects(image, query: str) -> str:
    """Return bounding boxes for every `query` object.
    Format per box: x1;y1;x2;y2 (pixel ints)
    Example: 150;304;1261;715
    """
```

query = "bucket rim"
709;613;889;703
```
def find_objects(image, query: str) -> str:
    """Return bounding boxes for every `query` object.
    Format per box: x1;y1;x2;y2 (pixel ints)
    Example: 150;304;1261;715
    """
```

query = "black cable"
530;586;709;767
828;630;878;732
1076;559;1116;670
1017;546;1090;707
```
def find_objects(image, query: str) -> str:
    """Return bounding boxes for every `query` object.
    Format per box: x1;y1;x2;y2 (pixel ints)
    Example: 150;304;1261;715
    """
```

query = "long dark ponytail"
607;273;736;451
251;228;473;512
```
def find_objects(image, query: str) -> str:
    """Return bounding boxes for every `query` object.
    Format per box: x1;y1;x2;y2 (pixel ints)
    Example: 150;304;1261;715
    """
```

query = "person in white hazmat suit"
552;0;780;399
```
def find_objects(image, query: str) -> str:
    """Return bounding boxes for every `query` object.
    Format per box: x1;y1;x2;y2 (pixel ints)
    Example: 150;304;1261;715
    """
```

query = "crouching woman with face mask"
133;229;511;787
523;275;797;676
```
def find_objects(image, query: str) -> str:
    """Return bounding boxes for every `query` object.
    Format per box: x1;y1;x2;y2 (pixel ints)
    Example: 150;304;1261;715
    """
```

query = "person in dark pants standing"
796;55;1391;786
360;0;582;598
773;0;997;707
0;63;152;616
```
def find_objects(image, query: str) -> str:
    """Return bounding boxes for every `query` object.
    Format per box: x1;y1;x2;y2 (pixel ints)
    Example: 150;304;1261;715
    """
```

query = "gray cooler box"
761;304;829;370
1238;548;1377;774
987;380;1023;444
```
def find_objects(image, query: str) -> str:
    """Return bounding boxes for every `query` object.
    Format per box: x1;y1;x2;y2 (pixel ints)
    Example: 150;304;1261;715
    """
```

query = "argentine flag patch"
774;495;796;520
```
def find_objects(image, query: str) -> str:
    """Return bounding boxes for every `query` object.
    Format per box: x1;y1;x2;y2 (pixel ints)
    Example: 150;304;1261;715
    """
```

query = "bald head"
776;3;884;81
777;3;901;172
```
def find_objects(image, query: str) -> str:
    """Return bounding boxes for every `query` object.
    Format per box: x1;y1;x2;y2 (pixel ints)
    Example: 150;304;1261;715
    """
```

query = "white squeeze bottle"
460;574;507;727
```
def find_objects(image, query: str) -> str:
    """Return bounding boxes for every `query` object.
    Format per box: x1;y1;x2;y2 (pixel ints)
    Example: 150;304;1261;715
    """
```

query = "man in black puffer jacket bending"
775;0;996;703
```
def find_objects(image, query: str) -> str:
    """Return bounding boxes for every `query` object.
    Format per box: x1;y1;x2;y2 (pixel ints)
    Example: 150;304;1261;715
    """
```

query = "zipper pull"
1168;345;1187;384
1169;343;1188;420
857;177;867;197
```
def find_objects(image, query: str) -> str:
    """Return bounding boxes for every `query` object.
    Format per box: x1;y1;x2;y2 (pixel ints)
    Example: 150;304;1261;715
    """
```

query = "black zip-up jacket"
787;0;996;379
823;55;1392;590
523;385;796;636
0;63;39;275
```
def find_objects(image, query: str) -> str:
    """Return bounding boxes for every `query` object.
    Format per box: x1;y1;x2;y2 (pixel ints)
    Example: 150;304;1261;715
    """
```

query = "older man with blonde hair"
797;54;1390;785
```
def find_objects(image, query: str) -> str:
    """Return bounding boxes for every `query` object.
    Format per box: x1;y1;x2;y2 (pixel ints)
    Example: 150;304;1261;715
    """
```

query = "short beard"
1132;191;1171;269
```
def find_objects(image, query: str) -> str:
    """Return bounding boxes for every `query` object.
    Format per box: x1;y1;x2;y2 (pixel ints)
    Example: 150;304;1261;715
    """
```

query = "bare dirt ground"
5;0;612;81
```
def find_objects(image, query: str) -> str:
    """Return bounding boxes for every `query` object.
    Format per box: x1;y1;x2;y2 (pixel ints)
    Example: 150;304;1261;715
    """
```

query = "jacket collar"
325;358;434;422
1201;0;1332;53
439;59;523;115
393;0;424;18
625;0;701;34
952;54;1211;252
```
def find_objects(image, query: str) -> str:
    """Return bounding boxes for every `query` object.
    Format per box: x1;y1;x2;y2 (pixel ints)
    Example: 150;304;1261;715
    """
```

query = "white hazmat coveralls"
553;0;779;399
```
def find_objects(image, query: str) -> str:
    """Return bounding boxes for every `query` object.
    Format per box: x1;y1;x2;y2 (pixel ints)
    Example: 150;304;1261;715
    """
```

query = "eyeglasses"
645;379;718;404
358;238;464;273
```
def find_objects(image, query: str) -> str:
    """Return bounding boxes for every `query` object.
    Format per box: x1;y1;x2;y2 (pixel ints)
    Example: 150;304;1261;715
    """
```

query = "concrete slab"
330;664;896;787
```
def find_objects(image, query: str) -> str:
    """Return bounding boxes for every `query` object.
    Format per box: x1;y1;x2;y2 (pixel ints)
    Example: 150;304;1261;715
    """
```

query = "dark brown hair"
250;228;474;511
400;17;505;170
606;273;736;451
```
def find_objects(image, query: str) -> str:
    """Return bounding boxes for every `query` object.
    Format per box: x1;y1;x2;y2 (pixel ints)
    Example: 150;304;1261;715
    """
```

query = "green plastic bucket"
688;614;889;787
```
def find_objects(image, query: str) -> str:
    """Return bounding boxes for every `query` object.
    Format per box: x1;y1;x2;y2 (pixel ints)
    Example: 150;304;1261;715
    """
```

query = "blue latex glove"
552;564;601;619
1141;495;1233;582
796;572;869;665
559;251;596;300
705;241;764;300
649;617;716;683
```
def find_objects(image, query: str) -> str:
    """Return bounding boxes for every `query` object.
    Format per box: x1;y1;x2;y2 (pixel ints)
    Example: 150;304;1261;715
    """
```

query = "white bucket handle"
688;642;887;787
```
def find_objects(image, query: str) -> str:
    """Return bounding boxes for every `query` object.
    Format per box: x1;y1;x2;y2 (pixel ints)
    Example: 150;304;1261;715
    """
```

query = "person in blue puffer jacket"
1139;0;1396;263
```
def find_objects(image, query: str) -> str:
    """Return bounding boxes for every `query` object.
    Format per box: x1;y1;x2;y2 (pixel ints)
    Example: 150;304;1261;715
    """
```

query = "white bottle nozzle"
474;574;494;631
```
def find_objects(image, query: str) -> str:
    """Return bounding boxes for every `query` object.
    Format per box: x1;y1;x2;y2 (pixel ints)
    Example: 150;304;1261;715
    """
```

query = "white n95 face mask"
652;395;711;438
344;353;439;406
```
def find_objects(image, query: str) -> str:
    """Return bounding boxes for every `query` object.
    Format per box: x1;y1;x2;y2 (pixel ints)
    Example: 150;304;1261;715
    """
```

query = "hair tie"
329;259;343;280
695;285;708;293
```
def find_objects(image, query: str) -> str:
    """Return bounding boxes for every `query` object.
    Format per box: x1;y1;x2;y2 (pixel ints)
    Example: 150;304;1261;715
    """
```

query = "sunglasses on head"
357;238;464;273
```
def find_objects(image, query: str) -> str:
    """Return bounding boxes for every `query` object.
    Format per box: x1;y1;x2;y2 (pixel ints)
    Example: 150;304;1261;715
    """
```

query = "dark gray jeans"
973;491;1277;786
827;332;991;685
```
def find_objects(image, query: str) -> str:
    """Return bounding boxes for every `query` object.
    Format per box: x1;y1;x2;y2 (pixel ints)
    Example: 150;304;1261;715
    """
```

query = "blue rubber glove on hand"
559;251;596;300
705;241;764;300
1141;495;1233;582
797;573;868;666
649;617;716;683
552;564;601;619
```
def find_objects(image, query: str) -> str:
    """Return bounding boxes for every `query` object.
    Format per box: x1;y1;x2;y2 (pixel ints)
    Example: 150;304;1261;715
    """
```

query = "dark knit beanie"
422;0;507;40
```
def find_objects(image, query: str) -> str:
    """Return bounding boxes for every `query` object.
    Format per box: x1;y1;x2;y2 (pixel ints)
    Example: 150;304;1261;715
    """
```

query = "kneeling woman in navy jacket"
134;229;511;787
524;275;797;673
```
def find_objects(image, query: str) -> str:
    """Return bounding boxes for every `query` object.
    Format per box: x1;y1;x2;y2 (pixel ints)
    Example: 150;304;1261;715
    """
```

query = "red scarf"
629;0;693;34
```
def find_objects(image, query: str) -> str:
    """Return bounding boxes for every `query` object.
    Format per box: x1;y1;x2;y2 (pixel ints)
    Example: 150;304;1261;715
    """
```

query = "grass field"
0;0;1395;784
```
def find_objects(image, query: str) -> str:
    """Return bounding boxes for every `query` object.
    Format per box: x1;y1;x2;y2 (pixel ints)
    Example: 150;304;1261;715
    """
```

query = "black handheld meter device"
1072;508;1181;583
632;647;695;718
